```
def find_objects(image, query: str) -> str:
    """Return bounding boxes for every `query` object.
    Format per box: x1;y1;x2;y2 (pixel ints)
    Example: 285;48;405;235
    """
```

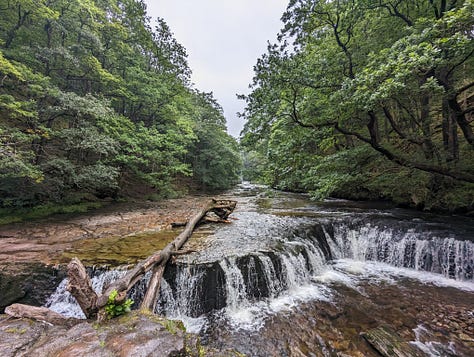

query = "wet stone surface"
2;184;474;356
203;279;474;356
0;311;200;357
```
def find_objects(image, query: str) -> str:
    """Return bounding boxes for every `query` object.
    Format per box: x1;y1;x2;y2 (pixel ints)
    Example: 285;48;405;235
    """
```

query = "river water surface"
48;183;474;356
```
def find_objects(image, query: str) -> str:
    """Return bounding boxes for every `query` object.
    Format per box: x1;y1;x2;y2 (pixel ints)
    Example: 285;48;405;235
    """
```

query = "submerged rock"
0;311;203;357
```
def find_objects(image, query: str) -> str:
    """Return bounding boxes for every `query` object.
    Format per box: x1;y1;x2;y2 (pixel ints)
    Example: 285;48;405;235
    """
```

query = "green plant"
104;289;133;319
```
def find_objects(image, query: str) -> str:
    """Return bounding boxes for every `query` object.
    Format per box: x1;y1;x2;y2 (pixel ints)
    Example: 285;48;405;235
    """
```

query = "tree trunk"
66;257;99;319
95;198;236;318
140;263;166;312
4;198;237;324
5;304;80;327
139;198;236;311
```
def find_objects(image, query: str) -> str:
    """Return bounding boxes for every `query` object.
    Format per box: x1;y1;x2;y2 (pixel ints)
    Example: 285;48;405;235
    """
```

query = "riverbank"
0;195;213;312
0;196;212;266
2;185;473;356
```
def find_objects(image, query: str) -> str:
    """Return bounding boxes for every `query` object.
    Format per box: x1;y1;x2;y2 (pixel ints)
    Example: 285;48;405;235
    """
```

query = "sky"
143;0;289;137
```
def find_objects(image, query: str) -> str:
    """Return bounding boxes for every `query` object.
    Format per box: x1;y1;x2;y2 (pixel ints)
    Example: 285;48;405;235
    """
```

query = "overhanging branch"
334;123;474;183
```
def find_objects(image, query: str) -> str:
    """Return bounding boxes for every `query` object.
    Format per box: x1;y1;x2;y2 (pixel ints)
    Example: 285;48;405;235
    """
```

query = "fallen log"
140;198;235;311
67;257;98;318
5;304;80;327
74;198;237;320
4;198;237;324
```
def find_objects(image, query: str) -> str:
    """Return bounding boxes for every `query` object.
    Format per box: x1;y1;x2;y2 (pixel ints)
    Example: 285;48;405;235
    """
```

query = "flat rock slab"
0;197;207;266
362;325;425;357
0;311;196;357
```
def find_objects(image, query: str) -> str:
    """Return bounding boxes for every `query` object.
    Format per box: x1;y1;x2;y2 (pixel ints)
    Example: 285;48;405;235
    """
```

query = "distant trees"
241;0;473;211
0;0;240;209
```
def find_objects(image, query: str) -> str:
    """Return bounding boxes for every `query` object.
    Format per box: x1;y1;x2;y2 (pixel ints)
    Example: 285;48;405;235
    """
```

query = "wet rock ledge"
0;311;205;357
0;196;209;312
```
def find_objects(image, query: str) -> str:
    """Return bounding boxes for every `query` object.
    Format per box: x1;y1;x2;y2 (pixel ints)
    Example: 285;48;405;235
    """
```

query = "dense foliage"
0;0;240;210
241;0;474;211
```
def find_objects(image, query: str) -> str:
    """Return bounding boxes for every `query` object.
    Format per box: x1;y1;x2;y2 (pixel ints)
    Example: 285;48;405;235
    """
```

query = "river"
47;183;474;356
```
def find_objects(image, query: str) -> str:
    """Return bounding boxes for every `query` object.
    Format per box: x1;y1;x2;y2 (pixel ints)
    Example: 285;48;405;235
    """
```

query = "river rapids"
46;183;474;356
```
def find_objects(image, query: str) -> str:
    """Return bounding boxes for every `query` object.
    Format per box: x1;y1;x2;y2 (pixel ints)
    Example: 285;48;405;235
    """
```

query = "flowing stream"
47;183;474;356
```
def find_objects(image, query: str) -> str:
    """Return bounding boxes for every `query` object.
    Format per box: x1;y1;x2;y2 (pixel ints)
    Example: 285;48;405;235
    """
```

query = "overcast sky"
143;0;288;137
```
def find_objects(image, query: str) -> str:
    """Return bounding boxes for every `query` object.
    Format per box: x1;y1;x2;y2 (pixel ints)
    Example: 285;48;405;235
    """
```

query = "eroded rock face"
0;197;209;311
0;312;197;357
0;263;65;313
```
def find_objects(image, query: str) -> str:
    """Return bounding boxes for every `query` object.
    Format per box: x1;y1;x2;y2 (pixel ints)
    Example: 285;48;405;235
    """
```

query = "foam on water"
223;283;333;331
46;268;127;318
332;259;474;292
44;186;473;340
410;325;458;357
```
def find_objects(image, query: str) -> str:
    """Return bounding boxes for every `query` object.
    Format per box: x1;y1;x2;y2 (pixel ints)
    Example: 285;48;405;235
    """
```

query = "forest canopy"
240;0;474;212
0;0;241;210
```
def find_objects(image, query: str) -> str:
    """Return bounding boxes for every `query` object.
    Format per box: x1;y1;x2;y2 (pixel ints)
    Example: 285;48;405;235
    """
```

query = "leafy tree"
0;0;241;210
241;0;474;211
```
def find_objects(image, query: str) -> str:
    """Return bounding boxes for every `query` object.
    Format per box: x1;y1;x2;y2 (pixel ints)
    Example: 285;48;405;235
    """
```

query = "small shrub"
104;289;133;319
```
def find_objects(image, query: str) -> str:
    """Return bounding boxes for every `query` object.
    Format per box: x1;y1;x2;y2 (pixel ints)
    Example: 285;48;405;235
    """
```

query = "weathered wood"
96;250;164;309
171;249;197;256
170;200;236;227
140;262;166;311
95;198;237;316
3;198;237;323
66;257;98;319
5;304;80;327
139;199;227;311
362;325;424;357
202;215;231;224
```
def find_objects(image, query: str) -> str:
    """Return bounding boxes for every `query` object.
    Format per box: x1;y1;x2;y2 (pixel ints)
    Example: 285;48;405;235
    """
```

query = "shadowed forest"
240;0;473;213
0;0;240;223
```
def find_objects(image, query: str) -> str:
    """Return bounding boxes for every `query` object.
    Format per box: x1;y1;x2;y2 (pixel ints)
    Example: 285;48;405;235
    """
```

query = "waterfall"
327;223;474;280
46;267;127;318
220;257;248;309
258;254;284;298
157;265;205;317
45;218;473;332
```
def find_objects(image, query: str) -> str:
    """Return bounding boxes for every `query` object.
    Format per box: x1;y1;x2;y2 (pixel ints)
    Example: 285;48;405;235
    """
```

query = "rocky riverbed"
0;197;209;266
0;195;245;357
0;310;245;357
1;186;474;356
0;196;210;312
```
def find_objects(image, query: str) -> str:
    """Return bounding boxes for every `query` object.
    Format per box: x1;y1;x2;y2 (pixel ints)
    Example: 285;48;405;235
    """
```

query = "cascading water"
327;222;474;280
46;267;127;318
46;219;474;321
44;185;474;355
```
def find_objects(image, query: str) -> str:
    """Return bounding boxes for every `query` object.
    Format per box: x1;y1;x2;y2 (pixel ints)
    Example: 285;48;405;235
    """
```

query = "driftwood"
5;304;80;327
67;257;98;318
4;198;236;324
72;198;237;320
362;325;424;357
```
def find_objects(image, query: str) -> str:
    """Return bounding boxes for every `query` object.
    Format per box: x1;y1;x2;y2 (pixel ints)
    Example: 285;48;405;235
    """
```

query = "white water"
329;223;474;280
410;325;458;357
45;214;474;334
157;279;208;334
46;268;127;318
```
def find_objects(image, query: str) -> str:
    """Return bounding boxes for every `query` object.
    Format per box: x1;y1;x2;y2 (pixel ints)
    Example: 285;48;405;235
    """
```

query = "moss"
161;319;185;335
60;229;178;266
184;335;207;357
5;327;27;334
